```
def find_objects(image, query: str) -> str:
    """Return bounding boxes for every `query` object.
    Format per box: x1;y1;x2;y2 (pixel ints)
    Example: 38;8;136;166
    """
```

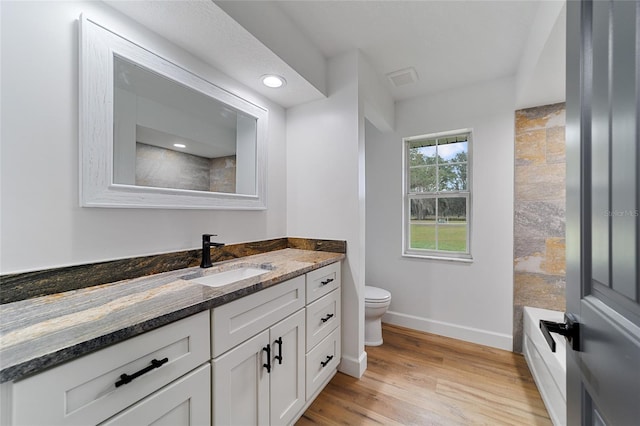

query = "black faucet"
200;234;225;268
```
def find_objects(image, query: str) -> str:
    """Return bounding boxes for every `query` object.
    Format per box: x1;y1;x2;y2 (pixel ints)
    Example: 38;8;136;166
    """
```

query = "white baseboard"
383;310;513;351
338;350;367;378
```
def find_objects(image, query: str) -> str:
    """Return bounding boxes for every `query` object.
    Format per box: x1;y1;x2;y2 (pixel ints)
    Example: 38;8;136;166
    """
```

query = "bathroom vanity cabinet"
211;276;306;425
1;260;342;426
212;262;342;426
3;312;211;426
304;263;341;399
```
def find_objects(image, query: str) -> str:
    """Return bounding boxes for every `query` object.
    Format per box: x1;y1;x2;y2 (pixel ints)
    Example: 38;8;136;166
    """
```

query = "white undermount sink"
190;266;270;288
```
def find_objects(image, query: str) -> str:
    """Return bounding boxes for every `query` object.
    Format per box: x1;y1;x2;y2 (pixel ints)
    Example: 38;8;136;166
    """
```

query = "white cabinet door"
269;309;305;426
212;330;270;426
100;363;210;426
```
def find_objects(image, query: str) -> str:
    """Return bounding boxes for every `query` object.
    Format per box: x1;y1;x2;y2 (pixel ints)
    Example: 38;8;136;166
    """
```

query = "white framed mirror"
79;15;267;209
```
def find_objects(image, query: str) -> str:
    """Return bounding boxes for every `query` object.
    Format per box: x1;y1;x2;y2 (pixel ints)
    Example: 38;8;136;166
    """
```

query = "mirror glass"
113;56;257;195
79;15;267;210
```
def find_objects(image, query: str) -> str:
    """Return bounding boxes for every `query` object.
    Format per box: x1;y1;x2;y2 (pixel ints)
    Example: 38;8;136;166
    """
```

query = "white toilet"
364;286;392;346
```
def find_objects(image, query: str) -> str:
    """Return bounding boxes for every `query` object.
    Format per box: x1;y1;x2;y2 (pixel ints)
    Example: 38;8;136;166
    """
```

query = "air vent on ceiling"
386;67;419;88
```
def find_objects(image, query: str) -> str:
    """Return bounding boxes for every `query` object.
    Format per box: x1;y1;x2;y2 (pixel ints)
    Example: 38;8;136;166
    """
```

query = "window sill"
402;253;474;263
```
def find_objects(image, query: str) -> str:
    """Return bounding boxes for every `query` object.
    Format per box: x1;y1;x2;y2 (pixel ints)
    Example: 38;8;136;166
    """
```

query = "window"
403;129;472;260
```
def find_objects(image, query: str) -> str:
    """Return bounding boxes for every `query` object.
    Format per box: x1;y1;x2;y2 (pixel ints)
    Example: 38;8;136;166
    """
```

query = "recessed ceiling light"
173;143;186;148
261;74;286;88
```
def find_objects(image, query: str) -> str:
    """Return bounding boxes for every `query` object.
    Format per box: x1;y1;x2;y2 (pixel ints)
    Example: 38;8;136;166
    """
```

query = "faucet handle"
202;234;218;241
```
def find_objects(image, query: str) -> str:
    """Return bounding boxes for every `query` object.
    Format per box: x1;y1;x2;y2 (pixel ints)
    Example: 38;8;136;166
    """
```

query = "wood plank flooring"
297;324;552;426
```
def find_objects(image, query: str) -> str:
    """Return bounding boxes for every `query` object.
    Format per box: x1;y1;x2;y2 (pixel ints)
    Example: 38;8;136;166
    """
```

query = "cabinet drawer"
10;311;210;426
306;289;340;351
211;276;305;358
305;327;341;398
305;262;341;304
100;363;211;426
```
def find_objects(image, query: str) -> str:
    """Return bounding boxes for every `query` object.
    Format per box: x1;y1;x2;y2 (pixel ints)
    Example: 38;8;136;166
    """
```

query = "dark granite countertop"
0;248;344;383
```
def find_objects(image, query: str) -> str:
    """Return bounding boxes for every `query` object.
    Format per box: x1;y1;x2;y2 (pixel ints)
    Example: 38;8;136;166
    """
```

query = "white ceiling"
272;0;541;100
106;0;565;109
105;0;326;108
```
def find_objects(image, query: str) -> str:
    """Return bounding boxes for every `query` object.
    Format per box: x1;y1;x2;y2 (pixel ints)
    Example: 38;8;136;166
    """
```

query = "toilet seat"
365;286;391;303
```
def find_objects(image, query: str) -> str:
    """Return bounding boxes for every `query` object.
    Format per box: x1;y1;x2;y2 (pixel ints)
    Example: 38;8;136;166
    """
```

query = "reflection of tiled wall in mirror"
135;143;236;193
210;156;236;193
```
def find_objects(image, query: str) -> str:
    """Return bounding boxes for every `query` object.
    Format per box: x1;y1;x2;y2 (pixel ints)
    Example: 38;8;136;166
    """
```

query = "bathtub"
523;307;566;426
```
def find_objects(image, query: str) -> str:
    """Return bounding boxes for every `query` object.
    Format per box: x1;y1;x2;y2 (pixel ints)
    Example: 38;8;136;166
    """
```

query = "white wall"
286;49;394;377
0;1;287;274
286;51;364;377
515;1;566;109
366;77;516;350
358;53;395;132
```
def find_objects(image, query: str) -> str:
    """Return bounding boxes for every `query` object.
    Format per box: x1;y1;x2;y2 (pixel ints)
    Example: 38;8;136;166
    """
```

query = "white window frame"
402;129;473;262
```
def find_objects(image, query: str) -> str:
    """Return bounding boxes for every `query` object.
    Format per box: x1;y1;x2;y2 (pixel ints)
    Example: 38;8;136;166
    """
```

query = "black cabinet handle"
115;357;168;387
274;337;283;365
263;345;271;373
320;278;334;286
320;313;334;323
320;355;334;368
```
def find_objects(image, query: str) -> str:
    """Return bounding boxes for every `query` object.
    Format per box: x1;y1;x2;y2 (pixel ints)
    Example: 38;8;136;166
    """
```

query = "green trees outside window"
405;132;471;257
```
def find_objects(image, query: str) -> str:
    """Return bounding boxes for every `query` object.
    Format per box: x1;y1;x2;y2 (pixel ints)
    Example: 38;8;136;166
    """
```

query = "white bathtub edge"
523;306;567;426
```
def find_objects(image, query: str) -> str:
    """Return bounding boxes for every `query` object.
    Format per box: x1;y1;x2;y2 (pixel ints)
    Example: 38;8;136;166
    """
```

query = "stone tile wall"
513;103;566;352
210;155;236;193
135;143;236;193
136;143;210;191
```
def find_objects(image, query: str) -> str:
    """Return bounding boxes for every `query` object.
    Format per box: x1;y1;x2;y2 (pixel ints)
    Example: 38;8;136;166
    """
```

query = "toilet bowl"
364;286;392;346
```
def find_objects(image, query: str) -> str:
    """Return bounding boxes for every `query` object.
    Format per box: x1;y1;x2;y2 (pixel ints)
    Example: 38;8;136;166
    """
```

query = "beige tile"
514;272;566;311
546;127;566;164
541;238;566;276
516;183;565;202
515;129;546;165
516;114;548;134
516;103;565;134
515;103;566;133
514;252;545;274
515;162;566;202
515;163;565;185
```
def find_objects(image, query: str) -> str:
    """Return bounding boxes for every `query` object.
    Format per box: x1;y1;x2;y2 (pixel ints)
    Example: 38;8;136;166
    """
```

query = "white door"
212;330;270;426
269;309;305;426
100;364;211;426
565;1;640;424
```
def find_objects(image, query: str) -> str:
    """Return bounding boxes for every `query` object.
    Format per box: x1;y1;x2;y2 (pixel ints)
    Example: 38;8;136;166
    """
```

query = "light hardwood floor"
297;324;552;426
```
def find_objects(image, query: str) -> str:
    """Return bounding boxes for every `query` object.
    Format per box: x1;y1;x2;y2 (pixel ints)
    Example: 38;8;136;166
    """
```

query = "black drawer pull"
320;313;334;323
320;355;334;368
320;278;334;286
263;345;271;373
275;337;283;365
115;357;168;387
